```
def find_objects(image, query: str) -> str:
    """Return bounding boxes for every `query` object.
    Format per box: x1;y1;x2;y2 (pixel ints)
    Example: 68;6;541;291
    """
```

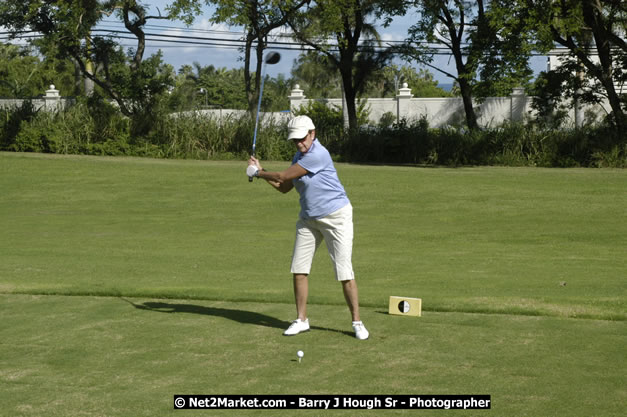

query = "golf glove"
246;164;259;178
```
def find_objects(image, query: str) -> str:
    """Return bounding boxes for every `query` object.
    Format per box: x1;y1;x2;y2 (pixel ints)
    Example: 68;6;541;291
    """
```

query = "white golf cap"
287;116;315;140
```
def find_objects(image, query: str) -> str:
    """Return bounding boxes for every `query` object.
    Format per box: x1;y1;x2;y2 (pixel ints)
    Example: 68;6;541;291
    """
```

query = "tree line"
0;42;450;109
0;0;625;133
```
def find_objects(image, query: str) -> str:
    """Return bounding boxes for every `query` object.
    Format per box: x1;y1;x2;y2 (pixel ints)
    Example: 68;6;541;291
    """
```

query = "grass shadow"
122;298;290;330
310;326;353;337
121;298;354;336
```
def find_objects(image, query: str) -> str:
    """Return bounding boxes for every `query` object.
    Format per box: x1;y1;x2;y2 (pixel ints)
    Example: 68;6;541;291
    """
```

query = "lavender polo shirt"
291;140;350;220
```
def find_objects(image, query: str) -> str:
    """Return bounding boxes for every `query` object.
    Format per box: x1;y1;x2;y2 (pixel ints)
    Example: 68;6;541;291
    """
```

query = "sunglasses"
291;133;310;142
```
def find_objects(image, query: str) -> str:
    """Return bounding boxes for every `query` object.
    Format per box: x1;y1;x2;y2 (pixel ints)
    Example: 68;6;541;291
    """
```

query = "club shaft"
249;67;267;183
251;65;268;157
249;51;280;183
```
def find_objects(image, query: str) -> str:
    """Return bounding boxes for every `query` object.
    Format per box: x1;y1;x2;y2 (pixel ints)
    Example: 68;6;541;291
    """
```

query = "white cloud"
0;25;33;47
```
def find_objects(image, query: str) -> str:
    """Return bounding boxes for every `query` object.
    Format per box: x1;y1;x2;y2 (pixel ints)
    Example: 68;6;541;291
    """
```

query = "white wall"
0;85;72;112
289;84;537;128
3;83;611;129
289;84;615;128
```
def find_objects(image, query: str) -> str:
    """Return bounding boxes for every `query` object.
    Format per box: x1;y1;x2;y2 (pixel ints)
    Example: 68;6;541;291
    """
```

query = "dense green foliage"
0;43;79;98
168;64;292;112
1;102;624;167
364;65;454;98
0;99;293;161
291;57;453;99
339;118;626;167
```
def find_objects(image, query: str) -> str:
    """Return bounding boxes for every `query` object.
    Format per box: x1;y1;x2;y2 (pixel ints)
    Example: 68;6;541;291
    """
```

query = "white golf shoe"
352;321;369;340
283;318;310;336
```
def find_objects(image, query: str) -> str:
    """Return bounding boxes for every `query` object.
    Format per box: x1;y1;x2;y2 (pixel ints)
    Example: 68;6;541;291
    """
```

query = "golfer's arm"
258;163;307;194
267;179;293;193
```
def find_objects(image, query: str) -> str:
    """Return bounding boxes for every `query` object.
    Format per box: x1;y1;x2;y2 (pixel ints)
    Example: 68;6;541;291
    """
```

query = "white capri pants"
290;203;355;281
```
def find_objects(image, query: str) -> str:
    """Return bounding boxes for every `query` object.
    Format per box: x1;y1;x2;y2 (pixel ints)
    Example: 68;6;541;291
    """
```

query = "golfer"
247;115;369;340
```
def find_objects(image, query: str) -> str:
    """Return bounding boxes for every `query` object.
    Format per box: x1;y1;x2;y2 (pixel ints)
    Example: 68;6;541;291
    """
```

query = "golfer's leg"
291;218;321;322
341;279;360;322
293;274;309;321
317;205;359;321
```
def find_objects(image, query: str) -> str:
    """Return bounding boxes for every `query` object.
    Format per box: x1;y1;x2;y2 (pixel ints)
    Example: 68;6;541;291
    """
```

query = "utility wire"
1;29;491;55
3;28;577;57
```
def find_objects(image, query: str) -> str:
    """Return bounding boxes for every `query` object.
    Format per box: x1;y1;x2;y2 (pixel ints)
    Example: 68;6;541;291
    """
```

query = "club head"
264;51;281;65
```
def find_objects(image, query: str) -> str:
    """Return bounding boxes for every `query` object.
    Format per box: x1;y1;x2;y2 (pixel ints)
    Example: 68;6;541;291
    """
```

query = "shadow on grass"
122;298;289;329
121;298;353;336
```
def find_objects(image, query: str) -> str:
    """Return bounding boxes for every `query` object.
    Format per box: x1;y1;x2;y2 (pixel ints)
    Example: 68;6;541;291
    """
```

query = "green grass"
2;294;625;417
0;152;625;416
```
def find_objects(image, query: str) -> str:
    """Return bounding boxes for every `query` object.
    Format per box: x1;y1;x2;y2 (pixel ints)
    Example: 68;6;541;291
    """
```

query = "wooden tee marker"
388;296;422;317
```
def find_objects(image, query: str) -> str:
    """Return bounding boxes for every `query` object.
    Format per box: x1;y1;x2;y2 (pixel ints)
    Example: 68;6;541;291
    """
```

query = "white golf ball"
297;350;304;358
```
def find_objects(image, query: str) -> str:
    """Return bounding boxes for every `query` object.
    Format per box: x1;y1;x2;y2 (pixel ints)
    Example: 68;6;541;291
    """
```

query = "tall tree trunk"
340;72;359;130
458;78;478;130
441;2;479;130
581;0;626;130
339;50;359;130
451;46;479;130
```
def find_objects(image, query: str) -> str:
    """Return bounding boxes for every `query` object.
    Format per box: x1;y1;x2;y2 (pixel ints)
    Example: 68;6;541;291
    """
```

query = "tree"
390;0;534;130
0;44;46;97
192;65;248;110
365;65;453;97
469;1;535;98
519;0;626;130
257;73;291;111
210;0;309;114
33;40;85;97
167;63;287;112
0;43;78;98
290;51;343;98
290;54;451;99
0;0;204;135
398;1;483;129
288;0;395;130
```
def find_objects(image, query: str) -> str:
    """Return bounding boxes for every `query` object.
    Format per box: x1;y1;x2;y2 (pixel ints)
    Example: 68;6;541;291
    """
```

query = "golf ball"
297;350;304;358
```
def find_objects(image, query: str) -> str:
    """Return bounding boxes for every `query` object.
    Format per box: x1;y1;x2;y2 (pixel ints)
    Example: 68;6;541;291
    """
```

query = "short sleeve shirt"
292;140;350;220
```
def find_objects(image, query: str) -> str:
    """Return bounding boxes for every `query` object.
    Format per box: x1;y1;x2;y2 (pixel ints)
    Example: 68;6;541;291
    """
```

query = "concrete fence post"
44;84;61;112
396;83;413;122
289;84;306;112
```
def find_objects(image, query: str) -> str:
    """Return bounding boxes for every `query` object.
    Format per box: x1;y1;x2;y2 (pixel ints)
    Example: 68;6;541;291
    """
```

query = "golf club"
249;51;281;182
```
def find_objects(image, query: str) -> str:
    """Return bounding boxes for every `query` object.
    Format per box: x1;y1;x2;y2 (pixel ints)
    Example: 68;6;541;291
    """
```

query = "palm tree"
290;52;342;98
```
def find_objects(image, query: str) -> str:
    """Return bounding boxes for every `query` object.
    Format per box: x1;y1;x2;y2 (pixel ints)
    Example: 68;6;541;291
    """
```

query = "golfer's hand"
248;156;262;171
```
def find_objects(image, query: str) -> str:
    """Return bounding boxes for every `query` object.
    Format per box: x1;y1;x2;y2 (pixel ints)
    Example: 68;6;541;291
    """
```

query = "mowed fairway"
1;152;625;416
